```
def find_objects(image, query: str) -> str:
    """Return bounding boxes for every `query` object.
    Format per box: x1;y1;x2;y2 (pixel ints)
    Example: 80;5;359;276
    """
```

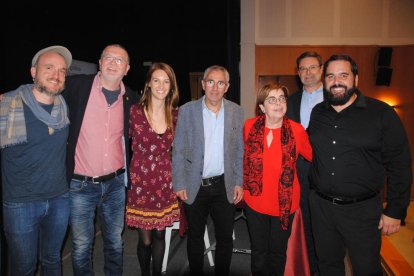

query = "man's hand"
233;186;243;205
176;189;188;201
378;214;401;235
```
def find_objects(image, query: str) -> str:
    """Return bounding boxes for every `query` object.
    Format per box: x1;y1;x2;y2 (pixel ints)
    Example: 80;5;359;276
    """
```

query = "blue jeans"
2;193;70;276
70;174;126;276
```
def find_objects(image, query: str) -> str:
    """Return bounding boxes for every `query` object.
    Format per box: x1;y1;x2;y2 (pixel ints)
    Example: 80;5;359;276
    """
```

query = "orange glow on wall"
378;96;398;108
376;89;401;109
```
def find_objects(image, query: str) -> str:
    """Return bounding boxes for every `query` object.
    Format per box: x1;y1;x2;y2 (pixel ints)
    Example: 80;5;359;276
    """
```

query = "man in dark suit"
172;65;244;276
63;44;139;275
287;51;324;274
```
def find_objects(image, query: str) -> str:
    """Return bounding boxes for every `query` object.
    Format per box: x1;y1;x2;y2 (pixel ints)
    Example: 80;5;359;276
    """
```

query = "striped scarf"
0;84;69;148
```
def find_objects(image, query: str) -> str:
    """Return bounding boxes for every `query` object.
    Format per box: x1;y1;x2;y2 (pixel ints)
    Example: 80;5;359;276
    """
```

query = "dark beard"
325;85;358;106
33;79;64;97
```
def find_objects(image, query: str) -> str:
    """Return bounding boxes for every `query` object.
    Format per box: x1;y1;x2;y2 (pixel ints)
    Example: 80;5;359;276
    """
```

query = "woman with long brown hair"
126;62;180;276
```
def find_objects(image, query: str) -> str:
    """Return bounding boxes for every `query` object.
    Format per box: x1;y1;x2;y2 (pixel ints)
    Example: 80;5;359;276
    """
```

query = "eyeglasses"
102;55;126;65
298;65;321;73
204;79;227;89
325;73;350;81
265;95;286;104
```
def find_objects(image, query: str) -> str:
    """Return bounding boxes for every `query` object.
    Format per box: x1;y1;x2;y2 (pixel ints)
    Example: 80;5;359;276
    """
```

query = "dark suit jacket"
287;90;313;187
62;74;139;187
286;90;303;124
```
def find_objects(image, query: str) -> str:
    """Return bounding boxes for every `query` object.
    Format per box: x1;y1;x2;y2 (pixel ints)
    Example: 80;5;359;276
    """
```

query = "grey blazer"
172;97;244;205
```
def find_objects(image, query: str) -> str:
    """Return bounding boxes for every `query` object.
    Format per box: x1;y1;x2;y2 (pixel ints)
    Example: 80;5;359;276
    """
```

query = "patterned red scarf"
243;114;296;230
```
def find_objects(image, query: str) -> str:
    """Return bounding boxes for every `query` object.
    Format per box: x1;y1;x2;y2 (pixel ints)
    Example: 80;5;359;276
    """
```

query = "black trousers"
184;180;235;276
245;204;294;276
309;190;383;276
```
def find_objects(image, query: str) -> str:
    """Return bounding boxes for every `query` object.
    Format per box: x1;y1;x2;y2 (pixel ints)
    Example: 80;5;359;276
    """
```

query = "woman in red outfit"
243;83;312;276
126;62;180;276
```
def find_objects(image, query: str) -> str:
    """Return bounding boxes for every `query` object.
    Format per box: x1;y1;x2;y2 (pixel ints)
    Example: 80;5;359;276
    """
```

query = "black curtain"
226;0;241;104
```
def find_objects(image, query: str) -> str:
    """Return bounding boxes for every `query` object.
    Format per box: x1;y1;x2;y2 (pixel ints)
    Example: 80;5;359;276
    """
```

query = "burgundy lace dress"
126;104;180;230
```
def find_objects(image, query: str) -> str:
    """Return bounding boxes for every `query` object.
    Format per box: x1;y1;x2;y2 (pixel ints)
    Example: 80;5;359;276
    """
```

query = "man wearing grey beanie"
1;45;72;275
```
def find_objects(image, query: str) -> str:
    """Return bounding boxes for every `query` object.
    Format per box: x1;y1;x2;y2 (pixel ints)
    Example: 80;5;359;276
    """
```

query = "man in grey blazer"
172;65;244;276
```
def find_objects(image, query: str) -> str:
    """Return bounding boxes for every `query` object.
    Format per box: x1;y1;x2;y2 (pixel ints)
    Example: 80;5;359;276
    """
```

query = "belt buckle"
201;179;212;187
332;197;342;205
91;176;101;184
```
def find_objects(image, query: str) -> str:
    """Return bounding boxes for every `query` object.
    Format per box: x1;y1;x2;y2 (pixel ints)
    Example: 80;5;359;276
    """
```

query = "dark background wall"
0;1;240;272
0;0;240;105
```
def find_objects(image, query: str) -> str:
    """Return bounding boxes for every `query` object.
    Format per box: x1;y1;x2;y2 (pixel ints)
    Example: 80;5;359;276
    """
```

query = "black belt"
201;174;224;187
73;168;125;183
315;190;379;205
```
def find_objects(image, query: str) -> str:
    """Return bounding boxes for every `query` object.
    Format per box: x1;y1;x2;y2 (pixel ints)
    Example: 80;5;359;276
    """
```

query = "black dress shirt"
308;92;412;219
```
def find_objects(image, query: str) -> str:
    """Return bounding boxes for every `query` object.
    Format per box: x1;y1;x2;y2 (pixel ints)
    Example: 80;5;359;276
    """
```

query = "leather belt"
315;190;379;205
72;168;125;183
201;174;224;187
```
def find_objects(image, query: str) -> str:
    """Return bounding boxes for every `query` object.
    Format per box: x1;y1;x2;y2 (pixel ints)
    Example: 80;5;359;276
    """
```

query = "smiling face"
259;88;287;122
298;57;323;91
31;51;68;97
202;69;229;106
149;69;170;102
324;60;359;106
99;45;130;84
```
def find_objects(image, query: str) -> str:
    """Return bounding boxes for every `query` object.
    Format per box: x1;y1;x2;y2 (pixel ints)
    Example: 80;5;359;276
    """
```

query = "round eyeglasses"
264;95;286;104
102;55;126;65
204;79;227;89
298;65;321;73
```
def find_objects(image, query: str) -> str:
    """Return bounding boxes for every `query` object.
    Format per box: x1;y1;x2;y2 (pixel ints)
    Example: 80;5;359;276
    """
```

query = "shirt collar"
95;72;126;96
202;96;224;113
303;84;323;95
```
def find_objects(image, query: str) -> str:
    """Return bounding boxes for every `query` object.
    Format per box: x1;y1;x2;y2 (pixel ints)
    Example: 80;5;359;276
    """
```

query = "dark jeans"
184;180;235;276
245;204;294;276
309;190;383;276
0;204;6;275
3;192;70;276
70;174;126;276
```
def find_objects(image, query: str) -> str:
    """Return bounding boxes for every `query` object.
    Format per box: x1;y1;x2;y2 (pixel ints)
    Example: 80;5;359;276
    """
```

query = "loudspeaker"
376;67;393;86
378;47;393;66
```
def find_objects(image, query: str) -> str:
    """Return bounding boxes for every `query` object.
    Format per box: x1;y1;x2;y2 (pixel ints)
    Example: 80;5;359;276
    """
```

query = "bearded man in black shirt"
308;54;412;276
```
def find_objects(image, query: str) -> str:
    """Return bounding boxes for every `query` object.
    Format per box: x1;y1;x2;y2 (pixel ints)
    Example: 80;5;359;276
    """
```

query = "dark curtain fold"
226;0;241;104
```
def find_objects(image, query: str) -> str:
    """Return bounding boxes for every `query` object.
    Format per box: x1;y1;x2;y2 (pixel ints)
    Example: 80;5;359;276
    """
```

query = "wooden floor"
381;201;414;275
